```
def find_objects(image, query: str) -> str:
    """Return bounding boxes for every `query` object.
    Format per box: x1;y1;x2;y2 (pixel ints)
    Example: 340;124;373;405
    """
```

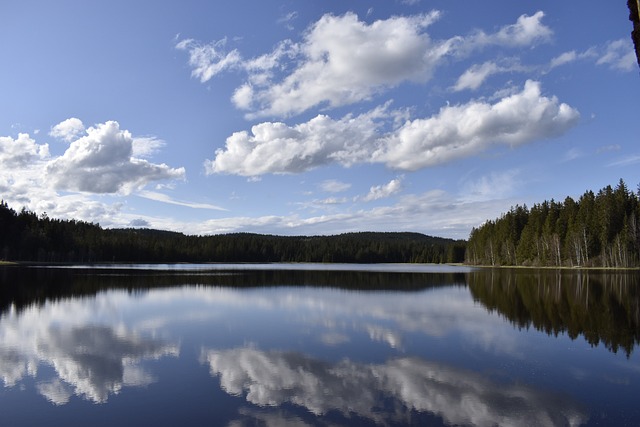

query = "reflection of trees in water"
0;266;467;313
468;269;640;355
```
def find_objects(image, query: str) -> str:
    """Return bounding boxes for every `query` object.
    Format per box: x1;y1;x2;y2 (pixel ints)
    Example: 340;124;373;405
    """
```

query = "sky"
0;0;638;239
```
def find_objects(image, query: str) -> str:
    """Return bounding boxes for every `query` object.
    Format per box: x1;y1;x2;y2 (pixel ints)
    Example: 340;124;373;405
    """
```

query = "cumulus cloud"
0;133;49;167
375;80;579;170
49;117;86;142
46;121;185;194
179;11;554;119
0;120;193;228
211;81;578;176
243;11;447;118
206;107;386;176
203;347;587;426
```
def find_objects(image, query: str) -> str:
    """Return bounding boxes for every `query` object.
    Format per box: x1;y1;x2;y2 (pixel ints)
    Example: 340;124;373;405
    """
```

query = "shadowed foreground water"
0;264;638;426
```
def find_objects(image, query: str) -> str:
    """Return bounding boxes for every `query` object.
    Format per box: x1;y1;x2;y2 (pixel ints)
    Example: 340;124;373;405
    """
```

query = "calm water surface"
0;264;639;426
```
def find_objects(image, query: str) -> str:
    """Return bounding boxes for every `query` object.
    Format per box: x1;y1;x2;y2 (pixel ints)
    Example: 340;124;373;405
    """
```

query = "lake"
1;264;639;426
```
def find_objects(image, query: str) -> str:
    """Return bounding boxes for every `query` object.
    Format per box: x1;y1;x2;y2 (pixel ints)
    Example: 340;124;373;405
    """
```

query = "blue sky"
0;0;638;239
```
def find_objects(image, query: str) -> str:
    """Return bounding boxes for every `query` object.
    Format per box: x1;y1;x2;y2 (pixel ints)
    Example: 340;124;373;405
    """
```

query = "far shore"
1;260;639;271
469;263;640;271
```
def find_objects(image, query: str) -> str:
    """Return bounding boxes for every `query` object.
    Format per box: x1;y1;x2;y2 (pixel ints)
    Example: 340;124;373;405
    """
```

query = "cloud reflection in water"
203;347;588;427
0;296;179;404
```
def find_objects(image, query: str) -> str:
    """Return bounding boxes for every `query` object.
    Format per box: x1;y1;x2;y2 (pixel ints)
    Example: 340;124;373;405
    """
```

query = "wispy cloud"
278;11;298;30
563;148;584;162
319;179;351;193
452;59;528;91
175;38;242;83
606;155;640;167
360;178;403;202
138;191;227;211
461;170;520;202
548;39;636;72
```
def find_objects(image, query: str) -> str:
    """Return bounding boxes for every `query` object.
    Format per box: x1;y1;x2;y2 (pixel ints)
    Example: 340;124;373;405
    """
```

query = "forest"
0;201;465;264
2;178;639;267
466;179;640;267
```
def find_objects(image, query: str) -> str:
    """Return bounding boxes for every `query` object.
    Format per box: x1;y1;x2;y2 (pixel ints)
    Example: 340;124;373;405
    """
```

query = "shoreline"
467;264;640;271
2;260;638;271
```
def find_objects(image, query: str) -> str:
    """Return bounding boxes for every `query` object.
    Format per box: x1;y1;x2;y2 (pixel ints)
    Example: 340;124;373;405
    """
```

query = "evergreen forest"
3;178;640;267
466;179;640;267
0;201;465;264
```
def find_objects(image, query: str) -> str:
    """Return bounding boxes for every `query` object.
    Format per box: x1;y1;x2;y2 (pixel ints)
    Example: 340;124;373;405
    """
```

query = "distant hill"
0;201;465;263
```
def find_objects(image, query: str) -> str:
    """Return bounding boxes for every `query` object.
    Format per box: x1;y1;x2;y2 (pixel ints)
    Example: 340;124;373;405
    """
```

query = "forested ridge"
466;179;640;267
0;201;465;263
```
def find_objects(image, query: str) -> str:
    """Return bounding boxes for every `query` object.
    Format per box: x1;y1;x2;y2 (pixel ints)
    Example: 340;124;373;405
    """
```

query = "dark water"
0;264;639;426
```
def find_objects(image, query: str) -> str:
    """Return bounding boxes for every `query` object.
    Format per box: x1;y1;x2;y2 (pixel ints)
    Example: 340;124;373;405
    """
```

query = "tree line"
466;179;640;267
0;201;465;263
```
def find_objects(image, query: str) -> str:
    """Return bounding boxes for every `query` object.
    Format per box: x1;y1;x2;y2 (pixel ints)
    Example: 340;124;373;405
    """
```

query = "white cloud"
132;136;166;158
606;155;640;167
46;121;185;194
596;144;620;153
1;121;187;227
175;38;242;83
453;59;529;92
211;81;578;177
361;178;403;202
465;11;552;50
231;83;254;110
549;39;636;72
206;107;386;176
180;11;556;119
245;11;446;118
0;133;49;166
563;147;584;162
137;190;227;211
319;179;351;193
549;50;580;69
278;11;298;30
49;118;85;142
374;80;579;170
173;187;520;239
597;39;636;71
461;170;520;202
453;61;501;91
